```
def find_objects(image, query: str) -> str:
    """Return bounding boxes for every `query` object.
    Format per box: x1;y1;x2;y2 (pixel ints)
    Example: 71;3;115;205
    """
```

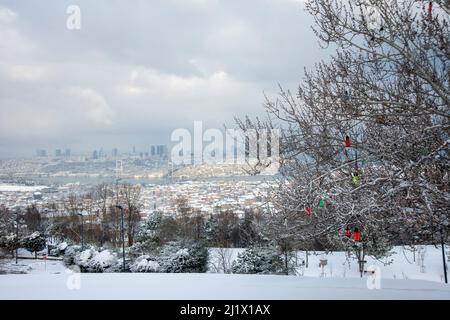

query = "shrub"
87;250;119;273
63;245;82;267
0;233;20;257
157;240;208;273
23;232;46;258
130;255;160;273
232;247;284;275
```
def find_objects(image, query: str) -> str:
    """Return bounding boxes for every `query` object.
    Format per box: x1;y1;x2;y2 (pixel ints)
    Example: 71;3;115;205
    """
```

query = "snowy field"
1;272;449;300
0;245;449;300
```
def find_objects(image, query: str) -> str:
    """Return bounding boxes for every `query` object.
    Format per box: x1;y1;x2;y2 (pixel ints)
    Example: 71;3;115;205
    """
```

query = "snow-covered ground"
0;245;448;299
1;273;449;300
209;245;449;283
0;258;65;275
298;245;449;283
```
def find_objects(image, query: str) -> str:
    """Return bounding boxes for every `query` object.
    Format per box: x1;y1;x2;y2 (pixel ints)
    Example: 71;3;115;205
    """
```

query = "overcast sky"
0;0;328;158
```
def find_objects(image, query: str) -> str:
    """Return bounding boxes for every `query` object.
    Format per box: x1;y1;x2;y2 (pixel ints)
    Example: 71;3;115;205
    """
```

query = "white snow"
77;250;93;265
0;245;448;299
0;184;48;192
90;250;117;268
57;242;68;251
209;246;449;283
0;273;449;300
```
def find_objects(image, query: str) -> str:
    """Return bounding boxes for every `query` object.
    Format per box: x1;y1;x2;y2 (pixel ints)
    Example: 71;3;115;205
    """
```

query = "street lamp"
440;228;448;284
14;212;21;265
115;205;126;272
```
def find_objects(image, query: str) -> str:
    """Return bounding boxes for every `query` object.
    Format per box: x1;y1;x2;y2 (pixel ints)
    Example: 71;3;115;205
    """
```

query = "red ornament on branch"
353;228;361;242
345;136;351;147
306;207;312;216
428;1;433;13
345;227;351;238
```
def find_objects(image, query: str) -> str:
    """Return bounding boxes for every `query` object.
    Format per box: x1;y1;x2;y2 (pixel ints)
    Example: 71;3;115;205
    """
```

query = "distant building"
157;145;168;157
92;150;98;160
65;149;71;158
112;148;118;158
151;146;156;156
33;192;43;200
55;149;62;157
36;149;47;157
140;152;144;158
145;152;149;158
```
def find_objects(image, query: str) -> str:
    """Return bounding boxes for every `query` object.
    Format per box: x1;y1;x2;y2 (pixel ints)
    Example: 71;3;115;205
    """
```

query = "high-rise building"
151;146;156;156
36;149;47;157
157;145;168;157
112;148;118;158
65;149;71;158
92;150;98;160
55;149;62;157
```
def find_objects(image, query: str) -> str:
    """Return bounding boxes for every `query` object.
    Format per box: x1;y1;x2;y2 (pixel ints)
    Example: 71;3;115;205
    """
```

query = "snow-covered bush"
63;245;82;267
23;232;46;258
74;248;95;271
0;233;20;257
66;247;120;272
157;240;208;273
129;212;165;257
57;241;68;252
49;241;69;257
87;250;119;273
128;241;149;258
130;255;160;273
232;247;284;275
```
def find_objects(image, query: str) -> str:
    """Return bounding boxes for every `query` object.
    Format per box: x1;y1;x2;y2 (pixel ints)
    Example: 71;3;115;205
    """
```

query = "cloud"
0;63;47;82
0;0;325;157
0;6;16;24
65;87;115;125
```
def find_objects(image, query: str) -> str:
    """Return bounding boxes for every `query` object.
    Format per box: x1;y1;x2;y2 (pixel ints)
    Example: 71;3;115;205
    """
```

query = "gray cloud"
0;0;327;157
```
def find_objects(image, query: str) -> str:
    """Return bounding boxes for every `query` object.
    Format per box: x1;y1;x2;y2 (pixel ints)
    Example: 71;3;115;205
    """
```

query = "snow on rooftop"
0;184;48;192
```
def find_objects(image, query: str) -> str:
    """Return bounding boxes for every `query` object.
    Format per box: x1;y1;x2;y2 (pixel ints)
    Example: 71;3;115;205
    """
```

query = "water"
1;174;277;187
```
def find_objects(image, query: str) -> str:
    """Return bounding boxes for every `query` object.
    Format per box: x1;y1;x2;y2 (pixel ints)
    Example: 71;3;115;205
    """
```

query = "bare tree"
236;0;449;268
119;183;143;246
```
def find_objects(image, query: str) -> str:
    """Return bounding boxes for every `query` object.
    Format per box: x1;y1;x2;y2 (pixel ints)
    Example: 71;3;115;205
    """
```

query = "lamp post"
440;228;448;284
14;212;20;264
115;205;126;272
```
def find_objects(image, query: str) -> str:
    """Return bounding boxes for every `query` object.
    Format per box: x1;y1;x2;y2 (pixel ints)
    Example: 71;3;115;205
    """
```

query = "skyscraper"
36;149;47;157
157;145;168;157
